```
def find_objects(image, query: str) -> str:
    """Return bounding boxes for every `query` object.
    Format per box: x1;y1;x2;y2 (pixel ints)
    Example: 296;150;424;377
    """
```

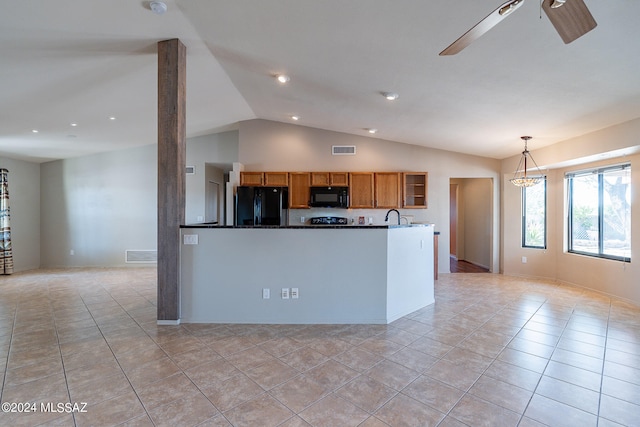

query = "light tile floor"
1;268;639;426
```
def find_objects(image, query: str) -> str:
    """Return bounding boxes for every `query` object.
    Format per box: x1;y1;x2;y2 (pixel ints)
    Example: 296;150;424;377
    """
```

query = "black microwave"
309;186;349;208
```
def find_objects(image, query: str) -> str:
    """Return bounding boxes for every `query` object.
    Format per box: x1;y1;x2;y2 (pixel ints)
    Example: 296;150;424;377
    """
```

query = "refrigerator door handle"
254;190;260;225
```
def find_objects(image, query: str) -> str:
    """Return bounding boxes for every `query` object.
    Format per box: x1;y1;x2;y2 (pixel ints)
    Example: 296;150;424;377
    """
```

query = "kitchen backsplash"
289;208;431;226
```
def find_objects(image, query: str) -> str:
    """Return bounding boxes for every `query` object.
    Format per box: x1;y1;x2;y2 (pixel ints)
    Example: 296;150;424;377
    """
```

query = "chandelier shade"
510;136;545;187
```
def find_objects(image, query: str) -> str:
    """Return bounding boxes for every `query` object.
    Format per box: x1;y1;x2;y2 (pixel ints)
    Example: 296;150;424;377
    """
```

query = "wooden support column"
157;38;186;324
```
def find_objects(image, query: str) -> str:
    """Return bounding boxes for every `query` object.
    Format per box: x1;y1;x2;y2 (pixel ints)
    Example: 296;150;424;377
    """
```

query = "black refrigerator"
235;186;289;226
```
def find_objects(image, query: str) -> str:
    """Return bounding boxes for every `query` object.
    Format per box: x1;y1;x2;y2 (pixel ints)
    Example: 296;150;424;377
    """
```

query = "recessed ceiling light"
70;123;78;127
31;129;39;133
291;115;300;121
368;128;378;134
108;116;116;121
149;1;167;15
382;92;399;101
276;74;290;84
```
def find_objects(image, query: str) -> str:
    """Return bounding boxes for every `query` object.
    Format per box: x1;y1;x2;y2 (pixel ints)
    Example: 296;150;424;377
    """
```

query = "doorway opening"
449;178;492;273
206;180;220;224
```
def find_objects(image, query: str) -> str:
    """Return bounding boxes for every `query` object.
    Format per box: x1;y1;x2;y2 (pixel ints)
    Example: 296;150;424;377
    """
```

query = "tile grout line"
512;297;569;426
50;282;81;427
435;292;543;426
414;284;574;425
77;278;162;426
374;292;534;425
112;280;229;426
0;294;18;405
595;298;613;427
517;295;609;425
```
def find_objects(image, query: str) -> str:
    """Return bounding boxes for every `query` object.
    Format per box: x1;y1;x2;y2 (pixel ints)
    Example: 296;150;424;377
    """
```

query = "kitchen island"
179;224;434;324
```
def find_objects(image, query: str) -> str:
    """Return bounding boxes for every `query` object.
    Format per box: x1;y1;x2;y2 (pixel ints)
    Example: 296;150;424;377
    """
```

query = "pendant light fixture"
510;136;544;187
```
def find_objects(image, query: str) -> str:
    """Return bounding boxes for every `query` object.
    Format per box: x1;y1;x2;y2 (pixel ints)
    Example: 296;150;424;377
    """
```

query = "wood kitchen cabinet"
241;172;288;186
240;172;264;186
241;170;428;210
330;172;349;186
310;172;330;186
403;172;428;208
310;172;349;187
375;172;400;208
349;172;374;208
288;172;310;208
264;172;288;186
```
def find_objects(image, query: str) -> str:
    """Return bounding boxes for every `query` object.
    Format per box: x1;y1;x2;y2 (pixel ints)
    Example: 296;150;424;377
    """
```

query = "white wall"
181;226;433;324
40;144;157;267
238;119;502;274
386;226;435;321
0;156;40;272
35;131;238;268
502;118;640;305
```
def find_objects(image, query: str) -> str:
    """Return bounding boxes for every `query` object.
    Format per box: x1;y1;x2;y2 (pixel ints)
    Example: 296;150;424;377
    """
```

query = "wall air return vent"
332;145;356;155
125;250;157;263
186;166;196;175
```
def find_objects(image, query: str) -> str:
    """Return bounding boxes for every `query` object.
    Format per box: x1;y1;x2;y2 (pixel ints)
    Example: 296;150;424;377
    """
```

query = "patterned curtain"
0;168;13;275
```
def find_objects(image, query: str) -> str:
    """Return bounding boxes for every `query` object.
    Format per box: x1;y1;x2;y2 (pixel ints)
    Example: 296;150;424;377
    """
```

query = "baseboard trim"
157;319;181;326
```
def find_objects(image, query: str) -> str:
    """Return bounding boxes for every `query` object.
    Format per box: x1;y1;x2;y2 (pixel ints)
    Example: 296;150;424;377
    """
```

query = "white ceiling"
1;0;639;163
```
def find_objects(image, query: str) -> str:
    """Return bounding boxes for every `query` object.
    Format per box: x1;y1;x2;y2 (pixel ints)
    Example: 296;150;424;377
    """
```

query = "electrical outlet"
291;288;299;299
282;288;289;299
262;288;270;299
522;256;527;264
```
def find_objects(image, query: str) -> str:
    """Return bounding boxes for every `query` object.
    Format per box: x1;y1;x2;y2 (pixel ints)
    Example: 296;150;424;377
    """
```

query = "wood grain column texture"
157;39;186;322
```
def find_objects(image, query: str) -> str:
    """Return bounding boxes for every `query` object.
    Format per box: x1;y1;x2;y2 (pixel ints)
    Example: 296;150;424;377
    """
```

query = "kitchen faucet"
385;209;401;225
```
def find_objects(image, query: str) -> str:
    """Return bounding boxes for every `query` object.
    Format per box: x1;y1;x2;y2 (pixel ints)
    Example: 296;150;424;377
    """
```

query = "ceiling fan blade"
440;0;525;56
542;0;597;44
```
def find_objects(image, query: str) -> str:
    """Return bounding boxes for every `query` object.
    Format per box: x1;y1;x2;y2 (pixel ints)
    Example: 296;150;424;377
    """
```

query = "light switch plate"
282;288;289;299
183;234;198;245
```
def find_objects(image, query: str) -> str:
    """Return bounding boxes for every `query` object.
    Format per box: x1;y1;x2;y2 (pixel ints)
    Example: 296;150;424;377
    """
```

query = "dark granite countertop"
181;223;435;230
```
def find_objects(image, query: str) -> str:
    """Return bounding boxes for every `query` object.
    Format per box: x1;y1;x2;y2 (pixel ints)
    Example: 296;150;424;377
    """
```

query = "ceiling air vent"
332;145;356;155
186;166;196;175
125;250;157;263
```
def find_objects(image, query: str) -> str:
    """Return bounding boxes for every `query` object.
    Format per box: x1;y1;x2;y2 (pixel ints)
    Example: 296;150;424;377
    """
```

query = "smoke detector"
149;1;167;15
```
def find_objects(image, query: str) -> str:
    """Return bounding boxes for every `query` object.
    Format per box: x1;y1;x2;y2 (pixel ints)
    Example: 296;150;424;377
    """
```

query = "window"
522;178;547;248
567;164;631;261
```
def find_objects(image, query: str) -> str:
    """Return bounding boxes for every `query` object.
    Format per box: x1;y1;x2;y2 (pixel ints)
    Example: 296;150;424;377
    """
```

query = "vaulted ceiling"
2;0;639;163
